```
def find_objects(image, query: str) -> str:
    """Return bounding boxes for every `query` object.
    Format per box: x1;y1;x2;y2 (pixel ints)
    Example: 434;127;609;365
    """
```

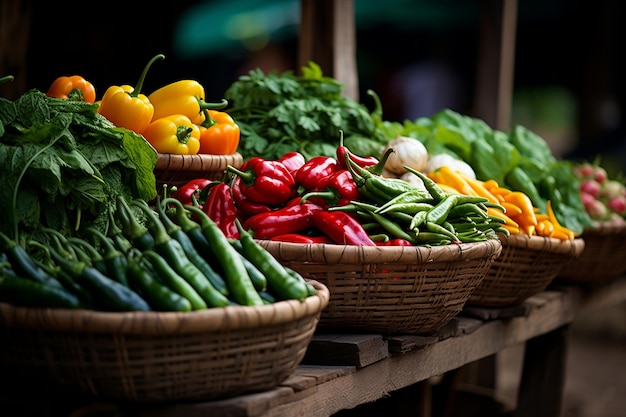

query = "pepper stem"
131;53;165;98
198;98;228;112
226;165;255;186
368;147;394;176
0;75;14;85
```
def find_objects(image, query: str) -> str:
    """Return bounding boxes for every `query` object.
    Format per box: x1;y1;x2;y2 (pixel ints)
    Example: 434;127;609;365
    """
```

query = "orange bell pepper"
197;109;240;155
97;54;164;134
142;114;201;155
46;75;96;104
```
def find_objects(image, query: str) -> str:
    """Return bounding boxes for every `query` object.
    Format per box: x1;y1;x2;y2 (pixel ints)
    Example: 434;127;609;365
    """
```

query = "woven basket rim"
154;152;242;171
257;238;502;264
0;280;329;336
499;233;585;256
583;218;626;235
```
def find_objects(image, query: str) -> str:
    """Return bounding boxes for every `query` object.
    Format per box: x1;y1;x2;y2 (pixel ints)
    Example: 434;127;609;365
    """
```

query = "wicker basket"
466;234;585;307
257;239;502;335
0;280;329;404
154;152;243;189
557;219;626;285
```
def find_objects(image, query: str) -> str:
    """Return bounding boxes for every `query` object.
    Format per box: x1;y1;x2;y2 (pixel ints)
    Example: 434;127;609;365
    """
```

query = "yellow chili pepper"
97;54;164;134
546;200;577;240
503;191;538;235
197;109;240;155
431;166;476;196
142;114;201;155
148;80;228;124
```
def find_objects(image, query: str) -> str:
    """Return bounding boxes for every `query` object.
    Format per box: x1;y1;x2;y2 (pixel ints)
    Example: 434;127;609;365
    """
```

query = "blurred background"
1;2;626;416
1;0;625;172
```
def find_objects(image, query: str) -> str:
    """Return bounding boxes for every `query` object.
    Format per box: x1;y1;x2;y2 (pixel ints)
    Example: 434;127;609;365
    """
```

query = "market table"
7;276;621;417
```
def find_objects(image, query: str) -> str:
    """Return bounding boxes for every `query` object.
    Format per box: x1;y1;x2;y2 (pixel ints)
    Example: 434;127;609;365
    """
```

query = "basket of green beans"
258;238;502;335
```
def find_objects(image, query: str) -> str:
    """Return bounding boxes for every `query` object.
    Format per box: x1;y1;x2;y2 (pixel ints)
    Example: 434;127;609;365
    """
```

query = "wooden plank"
303;333;388;368
513;325;569;417
298;0;358;100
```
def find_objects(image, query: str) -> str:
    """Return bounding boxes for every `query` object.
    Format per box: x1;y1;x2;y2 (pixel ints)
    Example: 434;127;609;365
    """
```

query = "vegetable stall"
1;1;626;417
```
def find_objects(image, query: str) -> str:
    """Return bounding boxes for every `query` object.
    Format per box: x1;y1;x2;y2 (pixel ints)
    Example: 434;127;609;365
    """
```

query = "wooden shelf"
47;278;625;417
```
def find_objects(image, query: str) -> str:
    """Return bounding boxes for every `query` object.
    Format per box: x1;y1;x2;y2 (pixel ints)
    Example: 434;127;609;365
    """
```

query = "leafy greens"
0;89;158;243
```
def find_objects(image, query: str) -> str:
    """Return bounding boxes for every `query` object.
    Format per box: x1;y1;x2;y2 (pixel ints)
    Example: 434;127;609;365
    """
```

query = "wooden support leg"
513;324;569;417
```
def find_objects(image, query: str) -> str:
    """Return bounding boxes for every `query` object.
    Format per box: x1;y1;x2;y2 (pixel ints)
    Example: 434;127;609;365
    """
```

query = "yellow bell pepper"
148;79;228;124
197;110;240;155
142;114;201;155
97;54;164;134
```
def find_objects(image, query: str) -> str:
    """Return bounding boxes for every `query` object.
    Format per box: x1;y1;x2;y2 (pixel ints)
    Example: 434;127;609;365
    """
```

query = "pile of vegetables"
573;160;626;222
377;109;593;234
170;140;508;247
0;194;315;311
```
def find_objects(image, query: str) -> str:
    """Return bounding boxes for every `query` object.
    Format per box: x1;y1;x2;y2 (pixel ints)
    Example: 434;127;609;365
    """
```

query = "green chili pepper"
161;197;229;293
107;210;134;254
67;237;109;276
87;228;130;287
426;194;488;225
235;219;309;301
230;239;268;292
351;202;417;243
141;250;207;310
117;196;155;251
133;199;230;308
26;240;93;307
413;231;453;246
0;270;81;309
0;231;65;289
424;221;459;242
156;197;230;297
126;253;193;312
410;210;428;230
403;166;448;202
185;205;264;306
49;246;150;312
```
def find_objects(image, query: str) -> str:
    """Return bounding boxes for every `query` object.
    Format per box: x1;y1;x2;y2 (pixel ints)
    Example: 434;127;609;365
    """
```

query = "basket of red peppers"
175;136;505;334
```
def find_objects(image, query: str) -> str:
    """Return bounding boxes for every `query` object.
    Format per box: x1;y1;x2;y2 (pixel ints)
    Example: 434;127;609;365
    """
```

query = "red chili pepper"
243;197;324;239
227;157;296;206
294;155;339;191
269;233;331;244
277;151;306;177
231;176;272;217
203;182;240;239
312;210;377;246
336;133;380;171
170;178;212;207
300;169;361;208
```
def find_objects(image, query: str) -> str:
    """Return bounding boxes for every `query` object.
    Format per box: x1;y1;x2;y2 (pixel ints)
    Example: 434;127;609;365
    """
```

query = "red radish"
580;180;601;198
580;191;596;206
608;195;626;215
593;166;607;183
574;163;595;178
584;198;608;219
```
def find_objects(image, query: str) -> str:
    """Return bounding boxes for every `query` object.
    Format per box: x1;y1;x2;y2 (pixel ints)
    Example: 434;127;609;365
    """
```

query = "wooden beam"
473;0;518;130
298;0;359;100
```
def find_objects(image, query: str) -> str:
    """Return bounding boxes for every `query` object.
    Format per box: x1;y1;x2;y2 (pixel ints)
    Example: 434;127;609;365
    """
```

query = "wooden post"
298;0;359;100
473;0;518;130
